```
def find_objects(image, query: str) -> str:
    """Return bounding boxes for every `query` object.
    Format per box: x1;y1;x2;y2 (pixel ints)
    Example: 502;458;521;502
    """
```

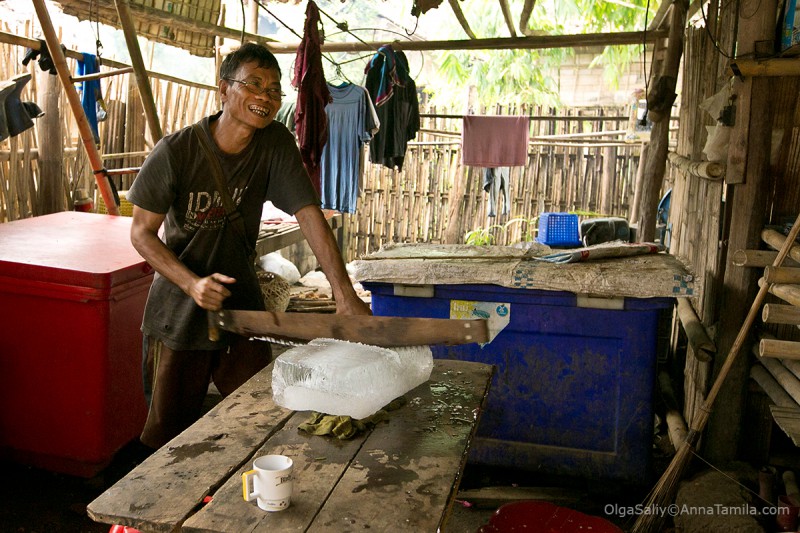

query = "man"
127;42;371;449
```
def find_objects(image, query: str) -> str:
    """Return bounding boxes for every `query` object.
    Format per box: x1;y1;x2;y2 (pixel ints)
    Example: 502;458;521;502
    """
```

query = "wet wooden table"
87;359;493;532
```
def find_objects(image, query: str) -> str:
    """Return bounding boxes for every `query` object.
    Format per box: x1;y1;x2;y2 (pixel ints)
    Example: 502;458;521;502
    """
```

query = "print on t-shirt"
184;186;245;231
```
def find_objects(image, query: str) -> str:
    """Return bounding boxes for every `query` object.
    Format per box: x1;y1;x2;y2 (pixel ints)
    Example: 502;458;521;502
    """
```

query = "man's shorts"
139;335;272;449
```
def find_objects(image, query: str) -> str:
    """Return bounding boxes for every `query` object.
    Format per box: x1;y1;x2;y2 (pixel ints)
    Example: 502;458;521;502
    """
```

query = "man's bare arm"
130;205;234;311
294;205;371;315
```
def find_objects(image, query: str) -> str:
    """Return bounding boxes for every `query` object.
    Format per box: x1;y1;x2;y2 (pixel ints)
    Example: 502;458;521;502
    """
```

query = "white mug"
242;454;294;511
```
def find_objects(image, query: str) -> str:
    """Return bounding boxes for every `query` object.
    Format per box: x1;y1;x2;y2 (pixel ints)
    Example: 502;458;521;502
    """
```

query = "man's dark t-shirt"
127;113;319;350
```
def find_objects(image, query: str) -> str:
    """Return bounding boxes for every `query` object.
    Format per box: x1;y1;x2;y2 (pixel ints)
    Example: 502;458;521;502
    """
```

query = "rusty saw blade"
208;310;489;347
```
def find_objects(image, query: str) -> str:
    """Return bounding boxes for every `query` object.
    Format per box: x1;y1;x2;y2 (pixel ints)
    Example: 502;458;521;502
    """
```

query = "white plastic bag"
258;252;301;284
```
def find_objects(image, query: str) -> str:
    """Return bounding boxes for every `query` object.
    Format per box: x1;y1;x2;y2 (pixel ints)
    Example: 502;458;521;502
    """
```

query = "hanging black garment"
1;73;44;141
364;46;420;171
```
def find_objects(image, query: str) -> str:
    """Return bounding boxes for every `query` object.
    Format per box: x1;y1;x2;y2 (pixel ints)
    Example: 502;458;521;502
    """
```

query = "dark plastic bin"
364;282;673;482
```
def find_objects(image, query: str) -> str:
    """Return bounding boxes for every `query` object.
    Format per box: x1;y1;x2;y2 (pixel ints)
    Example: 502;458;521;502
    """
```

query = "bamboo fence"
0;18;218;221
345;104;644;261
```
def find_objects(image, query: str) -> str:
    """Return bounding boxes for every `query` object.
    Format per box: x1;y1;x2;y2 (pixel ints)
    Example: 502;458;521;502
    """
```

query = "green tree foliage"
425;0;655;109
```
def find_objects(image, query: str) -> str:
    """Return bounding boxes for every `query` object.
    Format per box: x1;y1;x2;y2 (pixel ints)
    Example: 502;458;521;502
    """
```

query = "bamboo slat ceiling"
53;0;223;57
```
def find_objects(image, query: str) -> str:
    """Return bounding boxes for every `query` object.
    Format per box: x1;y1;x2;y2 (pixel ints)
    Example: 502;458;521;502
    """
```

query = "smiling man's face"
220;61;282;130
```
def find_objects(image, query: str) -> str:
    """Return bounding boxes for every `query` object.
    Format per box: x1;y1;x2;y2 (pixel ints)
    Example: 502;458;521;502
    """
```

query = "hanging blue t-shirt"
320;83;377;213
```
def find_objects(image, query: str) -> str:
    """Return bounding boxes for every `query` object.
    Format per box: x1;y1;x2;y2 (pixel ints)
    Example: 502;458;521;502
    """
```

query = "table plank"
184;360;492;533
308;359;493;532
255;215;342;257
89;359;493;533
87;366;293;532
182;411;369;533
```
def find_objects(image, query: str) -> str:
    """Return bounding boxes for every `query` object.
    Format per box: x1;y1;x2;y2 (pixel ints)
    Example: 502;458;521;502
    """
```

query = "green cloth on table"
299;397;407;440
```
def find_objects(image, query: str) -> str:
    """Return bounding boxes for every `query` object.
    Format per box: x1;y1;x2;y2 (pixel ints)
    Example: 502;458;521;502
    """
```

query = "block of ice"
272;338;433;420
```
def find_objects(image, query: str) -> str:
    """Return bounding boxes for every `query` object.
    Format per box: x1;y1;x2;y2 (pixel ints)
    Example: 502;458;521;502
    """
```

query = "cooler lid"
0;212;152;289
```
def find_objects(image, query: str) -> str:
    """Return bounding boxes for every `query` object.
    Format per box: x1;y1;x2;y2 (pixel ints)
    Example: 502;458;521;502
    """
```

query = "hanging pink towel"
462;115;530;167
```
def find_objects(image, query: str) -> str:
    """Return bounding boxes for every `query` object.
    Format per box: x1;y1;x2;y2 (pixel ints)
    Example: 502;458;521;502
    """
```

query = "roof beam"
448;0;477;39
519;0;538;36
499;0;517;37
265;29;668;54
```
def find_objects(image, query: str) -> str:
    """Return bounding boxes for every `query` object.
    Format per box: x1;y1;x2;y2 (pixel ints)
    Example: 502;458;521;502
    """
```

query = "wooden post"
600;146;616;215
636;0;688;242
31;0;120;216
629;142;649;223
114;0;163;144
703;0;778;463
36;70;64;214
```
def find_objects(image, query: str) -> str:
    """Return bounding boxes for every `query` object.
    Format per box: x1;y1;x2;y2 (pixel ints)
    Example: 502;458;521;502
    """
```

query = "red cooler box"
0;212;153;476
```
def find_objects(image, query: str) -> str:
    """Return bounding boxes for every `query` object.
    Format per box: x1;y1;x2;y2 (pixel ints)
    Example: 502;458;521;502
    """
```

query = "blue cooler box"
363;282;672;482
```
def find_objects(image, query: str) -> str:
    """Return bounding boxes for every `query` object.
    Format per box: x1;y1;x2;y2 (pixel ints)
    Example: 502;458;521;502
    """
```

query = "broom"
631;210;800;533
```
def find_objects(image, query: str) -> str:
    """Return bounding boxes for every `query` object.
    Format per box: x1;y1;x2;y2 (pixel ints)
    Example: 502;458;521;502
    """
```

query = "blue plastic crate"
537;212;582;247
363;282;673;482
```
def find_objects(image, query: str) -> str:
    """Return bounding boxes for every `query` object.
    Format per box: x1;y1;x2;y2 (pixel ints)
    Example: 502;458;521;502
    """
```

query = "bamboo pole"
448;0;477;39
0;30;216;91
264;30;669;54
728;58;800;77
767;282;800;307
755;333;800;406
71;67;135;83
498;0;517;37
733;249;800;267
31;0;119;216
760;339;800;360
114;0;163;144
676;298;716;361
785;359;800;383
763;228;800;263
658;371;689;450
667;151;726;180
764;266;800;284
750;363;799;408
763;303;800;325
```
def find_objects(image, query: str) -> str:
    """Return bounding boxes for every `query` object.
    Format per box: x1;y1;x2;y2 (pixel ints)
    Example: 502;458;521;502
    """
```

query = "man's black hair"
219;42;281;80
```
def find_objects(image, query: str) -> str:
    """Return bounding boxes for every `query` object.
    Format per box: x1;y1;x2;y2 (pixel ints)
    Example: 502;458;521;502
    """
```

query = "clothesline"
419;113;632;122
255;0;403;78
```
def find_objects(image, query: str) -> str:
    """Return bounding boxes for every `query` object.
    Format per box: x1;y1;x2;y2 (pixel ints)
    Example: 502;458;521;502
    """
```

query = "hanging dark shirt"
364;46;420;171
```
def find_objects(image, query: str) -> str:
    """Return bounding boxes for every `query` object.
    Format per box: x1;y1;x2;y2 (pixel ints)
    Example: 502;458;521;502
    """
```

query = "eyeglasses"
224;78;285;101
